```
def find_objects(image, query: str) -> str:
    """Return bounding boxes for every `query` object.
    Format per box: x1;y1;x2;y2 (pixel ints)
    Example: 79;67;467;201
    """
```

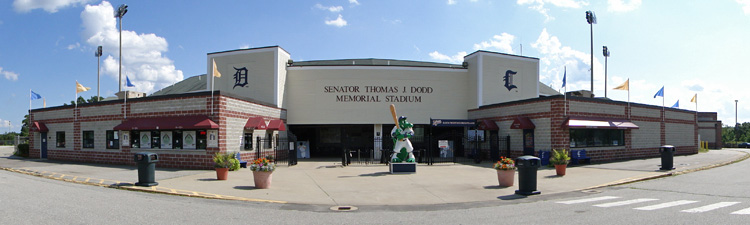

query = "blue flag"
30;90;42;100
654;86;664;98
126;76;135;87
671;100;679;108
561;67;566;88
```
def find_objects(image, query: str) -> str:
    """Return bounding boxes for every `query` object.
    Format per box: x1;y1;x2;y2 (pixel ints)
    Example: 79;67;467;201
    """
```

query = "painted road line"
682;202;741;213
594;198;659;208
730;207;750;215
634;200;698;210
557;196;621;204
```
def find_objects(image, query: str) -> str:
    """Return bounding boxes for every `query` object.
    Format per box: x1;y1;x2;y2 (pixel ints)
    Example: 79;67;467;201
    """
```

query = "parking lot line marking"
682;202;740;213
731;207;750;215
594;198;659;208
634;200;698;210
557;196;621;204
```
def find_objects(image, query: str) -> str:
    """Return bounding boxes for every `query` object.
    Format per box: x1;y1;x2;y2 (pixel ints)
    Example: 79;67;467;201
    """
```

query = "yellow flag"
43;98;46;108
690;94;697;103
613;79;629;90
76;81;91;93
212;59;221;78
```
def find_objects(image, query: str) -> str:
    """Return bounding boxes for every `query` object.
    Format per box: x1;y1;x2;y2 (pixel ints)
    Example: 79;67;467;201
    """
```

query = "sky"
1;0;750;133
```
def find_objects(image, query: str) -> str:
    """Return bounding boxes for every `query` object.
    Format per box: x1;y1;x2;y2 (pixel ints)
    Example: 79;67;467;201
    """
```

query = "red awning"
564;116;639;129
113;115;218;131
245;117;268;130
245;117;285;131
477;120;499;130
511;117;535;129
267;119;286;131
30;122;49;132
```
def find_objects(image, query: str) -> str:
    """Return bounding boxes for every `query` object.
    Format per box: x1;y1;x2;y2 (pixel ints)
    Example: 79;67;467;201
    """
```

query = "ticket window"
244;133;253;150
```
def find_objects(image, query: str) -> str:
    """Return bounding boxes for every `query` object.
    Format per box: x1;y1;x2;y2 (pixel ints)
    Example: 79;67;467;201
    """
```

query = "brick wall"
29;92;285;169
469;95;700;162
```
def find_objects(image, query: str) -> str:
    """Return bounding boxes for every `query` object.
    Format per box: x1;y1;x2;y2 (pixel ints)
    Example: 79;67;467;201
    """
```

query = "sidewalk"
1;146;747;207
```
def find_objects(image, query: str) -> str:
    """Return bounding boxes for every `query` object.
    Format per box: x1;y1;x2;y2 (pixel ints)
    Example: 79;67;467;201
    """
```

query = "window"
569;129;624;148
82;131;94;148
173;131;183;149
265;132;273;149
106;130;119;149
196;130;207;149
151;131;161;149
130;131;140;148
243;133;253;150
56;132;65;148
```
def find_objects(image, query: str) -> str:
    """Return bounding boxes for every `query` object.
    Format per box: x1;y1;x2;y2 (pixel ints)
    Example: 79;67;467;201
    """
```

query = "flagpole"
628;87;630;119
662;87;665;122
75;81;78;122
211;73;215;115
29;89;32;112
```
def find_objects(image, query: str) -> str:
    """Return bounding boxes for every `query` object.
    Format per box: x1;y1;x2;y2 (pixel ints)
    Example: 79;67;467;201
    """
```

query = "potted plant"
250;155;276;189
550;149;571;176
213;152;239;180
493;157;515;187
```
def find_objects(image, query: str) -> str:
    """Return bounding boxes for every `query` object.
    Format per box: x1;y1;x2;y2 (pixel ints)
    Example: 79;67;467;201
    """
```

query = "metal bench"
570;149;591;165
235;152;247;168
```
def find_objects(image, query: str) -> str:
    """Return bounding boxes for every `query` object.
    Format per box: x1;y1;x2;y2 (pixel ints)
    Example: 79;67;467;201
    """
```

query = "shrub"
15;143;29;157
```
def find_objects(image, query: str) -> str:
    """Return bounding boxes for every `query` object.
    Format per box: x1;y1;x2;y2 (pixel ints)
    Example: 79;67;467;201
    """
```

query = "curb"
580;150;750;191
0;167;286;204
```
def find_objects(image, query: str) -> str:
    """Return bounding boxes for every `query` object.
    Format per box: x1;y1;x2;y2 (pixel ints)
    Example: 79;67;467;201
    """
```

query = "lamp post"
95;46;102;102
602;46;610;98
586;10;597;94
115;4;128;93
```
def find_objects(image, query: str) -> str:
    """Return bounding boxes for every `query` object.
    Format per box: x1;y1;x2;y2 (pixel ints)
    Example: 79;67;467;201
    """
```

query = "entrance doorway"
289;125;374;158
40;132;48;159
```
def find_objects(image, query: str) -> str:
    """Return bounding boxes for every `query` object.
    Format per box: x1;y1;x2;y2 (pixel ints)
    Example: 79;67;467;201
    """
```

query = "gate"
256;134;297;166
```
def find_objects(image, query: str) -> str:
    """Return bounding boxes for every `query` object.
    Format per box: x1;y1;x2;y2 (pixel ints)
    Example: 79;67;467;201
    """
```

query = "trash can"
515;155;541;195
134;152;159;187
659;145;675;170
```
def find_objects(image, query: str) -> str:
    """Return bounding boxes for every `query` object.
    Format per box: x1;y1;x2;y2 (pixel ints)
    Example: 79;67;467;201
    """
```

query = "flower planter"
215;168;229;180
253;171;273;189
554;164;567;176
497;170;515;187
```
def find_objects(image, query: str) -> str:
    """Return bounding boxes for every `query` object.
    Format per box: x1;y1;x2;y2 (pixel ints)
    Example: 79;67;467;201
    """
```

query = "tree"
64;96;103;106
21;114;29;137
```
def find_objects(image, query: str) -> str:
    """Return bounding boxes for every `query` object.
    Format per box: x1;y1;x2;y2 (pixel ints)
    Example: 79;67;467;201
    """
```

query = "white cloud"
608;0;641;12
81;1;183;94
349;0;360;6
738;0;750;15
239;44;250;49
448;0;457;5
531;28;603;92
517;0;589;22
429;51;467;64
325;14;348;27
0;119;11;128
473;33;516;54
13;0;94;13
315;3;344;12
0;67;19;81
66;42;80;50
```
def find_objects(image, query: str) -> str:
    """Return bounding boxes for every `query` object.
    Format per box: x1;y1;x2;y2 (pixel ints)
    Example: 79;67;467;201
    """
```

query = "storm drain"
330;206;358;211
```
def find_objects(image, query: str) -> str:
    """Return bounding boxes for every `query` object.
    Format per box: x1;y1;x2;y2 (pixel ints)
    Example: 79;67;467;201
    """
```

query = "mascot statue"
390;104;415;163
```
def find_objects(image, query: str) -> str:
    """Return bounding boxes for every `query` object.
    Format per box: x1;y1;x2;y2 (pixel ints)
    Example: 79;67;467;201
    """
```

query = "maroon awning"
511;117;535;129
245;117;268;130
564;116;639;129
113;115;218;131
477;120;499;130
267;119;286;131
30;122;49;132
245;117;285;131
